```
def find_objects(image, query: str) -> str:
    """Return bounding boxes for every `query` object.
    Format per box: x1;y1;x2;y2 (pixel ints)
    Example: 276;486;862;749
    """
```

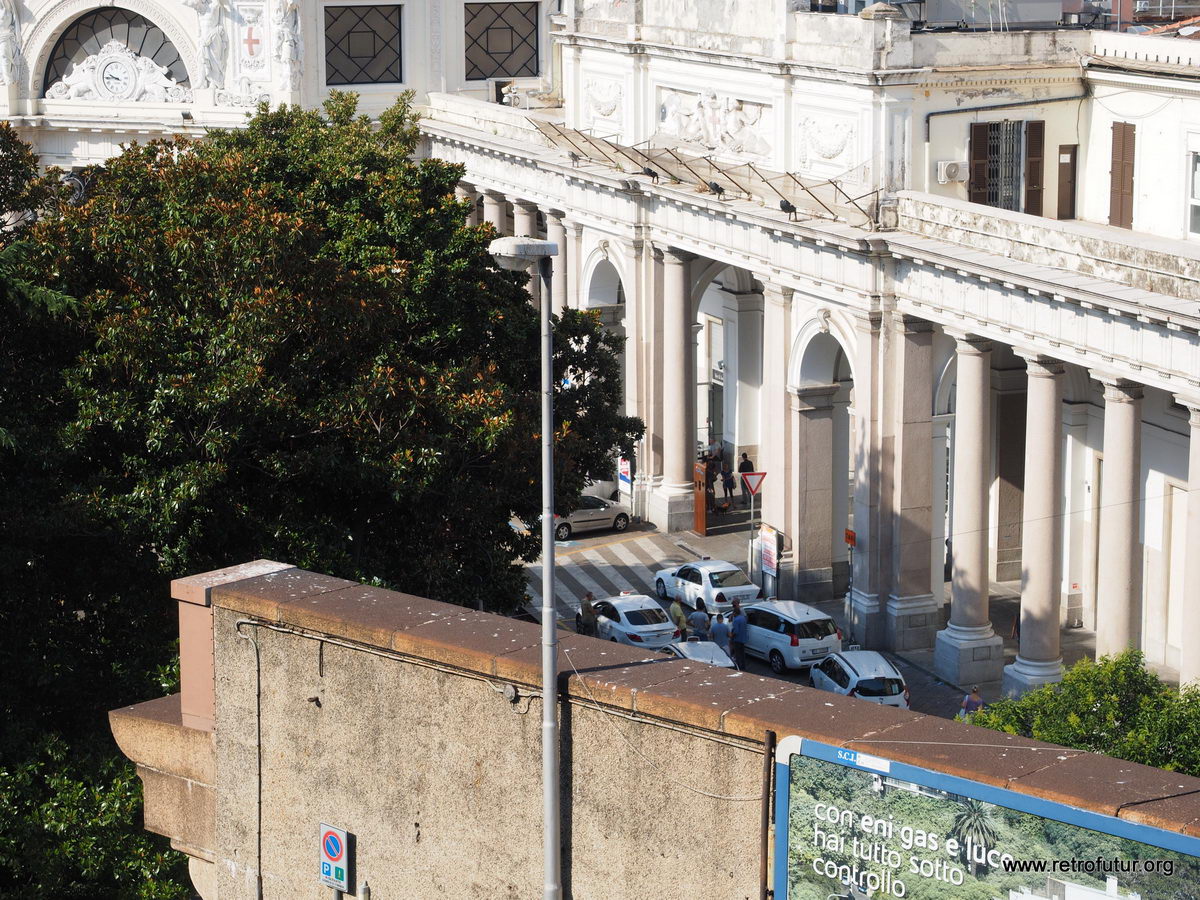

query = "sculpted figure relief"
272;0;301;91
658;88;771;159
183;0;229;89
0;0;20;87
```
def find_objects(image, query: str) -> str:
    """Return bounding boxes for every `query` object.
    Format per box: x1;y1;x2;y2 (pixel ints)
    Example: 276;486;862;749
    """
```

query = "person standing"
960;686;984;721
738;452;755;507
710;613;731;657
721;461;736;503
670;596;689;640
577;592;597;637
730;600;749;670
687;599;711;641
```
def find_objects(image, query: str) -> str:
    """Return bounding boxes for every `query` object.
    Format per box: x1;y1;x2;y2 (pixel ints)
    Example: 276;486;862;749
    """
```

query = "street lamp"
488;235;560;900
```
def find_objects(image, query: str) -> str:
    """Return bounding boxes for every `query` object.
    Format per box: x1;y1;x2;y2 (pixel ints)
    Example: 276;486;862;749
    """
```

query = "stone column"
1094;376;1144;656
1179;403;1200;685
790;385;837;598
846;312;884;646
1003;356;1066;696
545;210;569;317
647;247;696;532
887;315;938;651
512;201;541;305
759;285;793;549
734;290;764;463
455;183;480;226
935;333;1004;685
482;191;507;231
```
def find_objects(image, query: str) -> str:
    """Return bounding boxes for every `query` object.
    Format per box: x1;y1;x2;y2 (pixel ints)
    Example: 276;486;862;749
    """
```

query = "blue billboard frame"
772;736;1200;900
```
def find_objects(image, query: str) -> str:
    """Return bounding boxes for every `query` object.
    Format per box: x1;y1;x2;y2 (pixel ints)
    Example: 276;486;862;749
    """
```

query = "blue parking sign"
318;823;350;891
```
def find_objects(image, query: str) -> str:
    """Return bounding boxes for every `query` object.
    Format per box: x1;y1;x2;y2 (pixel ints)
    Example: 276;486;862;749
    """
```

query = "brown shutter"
1023;120;1045;217
969;122;990;204
1109;122;1135;229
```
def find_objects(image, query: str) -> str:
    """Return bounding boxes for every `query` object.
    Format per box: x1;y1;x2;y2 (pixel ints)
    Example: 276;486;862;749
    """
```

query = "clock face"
99;60;134;98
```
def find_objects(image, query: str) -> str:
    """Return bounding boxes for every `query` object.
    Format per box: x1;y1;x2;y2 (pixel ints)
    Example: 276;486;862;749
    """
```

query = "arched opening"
584;258;628;413
43;9;190;99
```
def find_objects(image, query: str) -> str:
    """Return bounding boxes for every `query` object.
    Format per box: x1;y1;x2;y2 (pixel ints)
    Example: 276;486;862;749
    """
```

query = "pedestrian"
669;596;689;640
960;685;984;721
721;461;736;502
730;600;748;670
710;613;731;656
577;592;597;637
707;435;723;461
738;452;755;507
687;598;711;641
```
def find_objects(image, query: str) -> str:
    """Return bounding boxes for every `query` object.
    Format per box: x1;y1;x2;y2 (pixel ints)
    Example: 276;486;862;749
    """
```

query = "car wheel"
769;650;787;675
656;578;667;600
555;522;572;541
610;637;619;643
613;513;630;532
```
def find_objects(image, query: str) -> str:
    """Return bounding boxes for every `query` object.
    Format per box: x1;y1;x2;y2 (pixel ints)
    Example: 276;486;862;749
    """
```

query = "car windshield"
793;618;838;640
624;608;669;626
856;677;905;697
708;569;752;587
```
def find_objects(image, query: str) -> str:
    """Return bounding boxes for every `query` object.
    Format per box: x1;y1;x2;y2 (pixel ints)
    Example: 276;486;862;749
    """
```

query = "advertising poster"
774;737;1200;900
760;525;778;578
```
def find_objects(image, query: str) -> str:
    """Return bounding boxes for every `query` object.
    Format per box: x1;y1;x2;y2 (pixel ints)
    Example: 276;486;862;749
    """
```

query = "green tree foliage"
973;649;1200;775
0;95;640;895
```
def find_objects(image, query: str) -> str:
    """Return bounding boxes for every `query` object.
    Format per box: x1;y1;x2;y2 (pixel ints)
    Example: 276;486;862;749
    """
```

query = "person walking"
729;600;749;670
738;452;755;507
721;461;736;503
577;592;597;637
710;613;731;657
960;686;984;721
670;596;689;640
687;599;711;641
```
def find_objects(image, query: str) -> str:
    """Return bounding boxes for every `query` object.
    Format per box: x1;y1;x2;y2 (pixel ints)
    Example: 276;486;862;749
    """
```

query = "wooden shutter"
1109;122;1135;229
969;122;990;204
1023;120;1045;216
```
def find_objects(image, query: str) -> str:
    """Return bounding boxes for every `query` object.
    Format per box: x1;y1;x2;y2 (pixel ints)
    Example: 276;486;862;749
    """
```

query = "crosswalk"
524;532;696;622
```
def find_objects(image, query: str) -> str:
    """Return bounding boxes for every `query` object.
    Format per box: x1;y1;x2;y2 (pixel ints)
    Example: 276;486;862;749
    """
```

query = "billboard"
774;737;1200;900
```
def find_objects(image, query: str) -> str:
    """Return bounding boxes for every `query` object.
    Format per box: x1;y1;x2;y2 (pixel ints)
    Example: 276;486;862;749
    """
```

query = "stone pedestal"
845;588;883;649
934;623;1005;686
886;594;940;651
647;483;694;534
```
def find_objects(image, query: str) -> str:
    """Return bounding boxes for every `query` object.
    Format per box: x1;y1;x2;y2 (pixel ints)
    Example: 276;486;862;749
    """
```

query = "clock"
98;59;135;99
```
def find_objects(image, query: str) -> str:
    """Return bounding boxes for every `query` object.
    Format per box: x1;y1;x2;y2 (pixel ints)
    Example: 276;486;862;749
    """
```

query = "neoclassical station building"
5;0;1200;692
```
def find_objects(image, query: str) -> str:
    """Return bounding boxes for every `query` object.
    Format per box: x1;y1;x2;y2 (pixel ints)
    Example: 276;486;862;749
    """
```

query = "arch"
24;0;199;101
586;257;623;308
690;261;754;315
934;354;957;416
43;8;190;93
579;239;629;309
788;308;858;388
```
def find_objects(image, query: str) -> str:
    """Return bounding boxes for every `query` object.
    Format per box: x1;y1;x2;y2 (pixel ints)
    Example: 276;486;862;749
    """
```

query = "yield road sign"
741;471;766;495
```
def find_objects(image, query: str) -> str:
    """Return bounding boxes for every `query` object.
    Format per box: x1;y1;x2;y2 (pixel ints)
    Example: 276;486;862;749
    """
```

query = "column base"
934;623;1004;686
885;593;940;652
646;483;695;534
1001;656;1063;698
845;588;883;649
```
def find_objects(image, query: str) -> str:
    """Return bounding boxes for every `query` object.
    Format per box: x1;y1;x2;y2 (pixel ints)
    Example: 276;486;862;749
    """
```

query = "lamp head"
488;236;559;271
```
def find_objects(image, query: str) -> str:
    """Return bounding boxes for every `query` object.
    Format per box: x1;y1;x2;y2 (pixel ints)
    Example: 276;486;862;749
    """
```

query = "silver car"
554;495;631;541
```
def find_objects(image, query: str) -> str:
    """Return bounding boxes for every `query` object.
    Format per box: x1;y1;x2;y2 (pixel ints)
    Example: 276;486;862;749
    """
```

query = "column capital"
655;245;696;265
895;313;934;335
511;197;539;212
1174;394;1200;425
482;188;507;201
944;327;991;353
544;208;566;223
456;181;476;194
1093;374;1144;403
1015;352;1066;378
762;282;794;306
788;383;838;411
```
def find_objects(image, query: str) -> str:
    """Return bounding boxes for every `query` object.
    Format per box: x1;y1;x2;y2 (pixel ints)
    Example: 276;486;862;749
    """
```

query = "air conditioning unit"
937;160;969;184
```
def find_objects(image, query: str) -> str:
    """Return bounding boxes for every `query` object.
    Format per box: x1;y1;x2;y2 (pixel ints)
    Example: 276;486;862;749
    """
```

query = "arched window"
43;9;188;96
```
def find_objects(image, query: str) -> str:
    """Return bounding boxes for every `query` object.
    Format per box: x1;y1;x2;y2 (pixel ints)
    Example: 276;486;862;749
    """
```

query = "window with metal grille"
324;5;402;85
464;2;539;81
968;120;1045;216
43;9;189;95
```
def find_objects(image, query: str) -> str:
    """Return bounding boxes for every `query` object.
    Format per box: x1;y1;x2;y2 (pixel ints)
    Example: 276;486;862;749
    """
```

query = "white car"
592;593;679;648
553;495;631;541
809;651;910;709
744;600;841;674
653;559;762;613
659;640;735;669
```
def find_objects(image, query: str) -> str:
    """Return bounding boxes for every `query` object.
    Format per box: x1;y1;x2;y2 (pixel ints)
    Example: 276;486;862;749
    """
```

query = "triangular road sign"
741;471;766;495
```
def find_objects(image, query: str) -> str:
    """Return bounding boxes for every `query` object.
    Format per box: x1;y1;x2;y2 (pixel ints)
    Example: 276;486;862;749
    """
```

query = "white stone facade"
7;0;1200;690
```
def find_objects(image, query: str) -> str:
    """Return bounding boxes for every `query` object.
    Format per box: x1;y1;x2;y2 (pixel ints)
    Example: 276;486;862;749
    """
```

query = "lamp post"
488;236;561;900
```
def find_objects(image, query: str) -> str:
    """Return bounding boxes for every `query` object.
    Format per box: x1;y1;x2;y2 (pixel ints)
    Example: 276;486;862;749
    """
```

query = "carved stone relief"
182;0;228;89
234;2;268;78
796;114;857;168
272;0;301;91
45;41;193;102
657;87;771;159
585;78;622;125
0;0;21;86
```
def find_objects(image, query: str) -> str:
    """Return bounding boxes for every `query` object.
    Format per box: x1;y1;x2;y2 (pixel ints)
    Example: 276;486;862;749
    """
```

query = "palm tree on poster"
949;798;999;875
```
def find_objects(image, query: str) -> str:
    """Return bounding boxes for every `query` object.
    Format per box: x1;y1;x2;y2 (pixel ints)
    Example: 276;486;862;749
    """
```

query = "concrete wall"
113;563;1200;899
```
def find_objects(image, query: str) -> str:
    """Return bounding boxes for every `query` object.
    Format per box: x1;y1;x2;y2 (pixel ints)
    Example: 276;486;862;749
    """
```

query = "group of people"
669;596;749;669
700;444;756;515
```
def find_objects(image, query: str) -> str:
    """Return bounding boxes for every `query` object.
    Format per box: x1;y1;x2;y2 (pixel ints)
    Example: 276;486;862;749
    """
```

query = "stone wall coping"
171;559;294;607
109;693;216;787
208;564;1200;837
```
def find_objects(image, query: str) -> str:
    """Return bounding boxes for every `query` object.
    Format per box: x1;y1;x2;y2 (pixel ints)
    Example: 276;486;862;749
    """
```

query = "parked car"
593;593;679;648
553;495;631;541
653;559;762;613
744;600;841;674
659;640;735;669
809;650;910;709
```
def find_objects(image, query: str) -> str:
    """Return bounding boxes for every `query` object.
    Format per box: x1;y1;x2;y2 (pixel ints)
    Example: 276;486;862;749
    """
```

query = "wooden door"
1057;144;1077;220
1109;123;1135;229
1023;121;1045;216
